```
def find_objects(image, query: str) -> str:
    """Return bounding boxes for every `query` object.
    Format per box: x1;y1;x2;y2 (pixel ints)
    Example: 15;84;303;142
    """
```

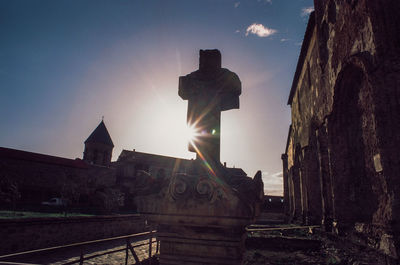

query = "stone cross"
179;49;241;164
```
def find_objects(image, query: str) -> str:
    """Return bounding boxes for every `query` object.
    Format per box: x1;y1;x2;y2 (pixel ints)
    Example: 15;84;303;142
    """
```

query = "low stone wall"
0;214;146;255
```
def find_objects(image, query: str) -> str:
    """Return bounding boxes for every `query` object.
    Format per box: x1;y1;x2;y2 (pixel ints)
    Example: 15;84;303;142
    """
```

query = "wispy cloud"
272;172;283;178
235;29;240;33
246;23;277;37
258;0;272;4
280;38;289;42
301;6;314;17
262;171;283;196
234;2;240;8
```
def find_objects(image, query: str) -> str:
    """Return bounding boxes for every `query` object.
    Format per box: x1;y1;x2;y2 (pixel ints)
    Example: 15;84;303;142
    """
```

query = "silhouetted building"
115;149;192;180
83;120;114;166
114;149;247;199
0;121;116;207
1;120;248;211
283;0;400;259
0;147;115;206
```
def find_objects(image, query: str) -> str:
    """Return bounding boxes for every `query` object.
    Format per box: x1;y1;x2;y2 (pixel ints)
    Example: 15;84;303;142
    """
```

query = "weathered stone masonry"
283;0;400;258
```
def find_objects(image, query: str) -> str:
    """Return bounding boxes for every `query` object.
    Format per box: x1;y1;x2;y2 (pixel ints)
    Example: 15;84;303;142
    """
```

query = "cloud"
280;38;289;42
262;171;283;196
258;0;272;4
301;6;314;17
234;2;240;8
271;172;283;178
245;23;277;37
235;29;240;33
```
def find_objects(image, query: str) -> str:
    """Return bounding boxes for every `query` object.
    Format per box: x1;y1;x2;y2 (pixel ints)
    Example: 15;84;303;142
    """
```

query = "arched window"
93;149;98;164
103;151;108;165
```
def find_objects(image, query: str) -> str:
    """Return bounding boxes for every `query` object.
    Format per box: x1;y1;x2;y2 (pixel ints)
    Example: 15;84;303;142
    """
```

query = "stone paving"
52;239;158;265
3;239;157;265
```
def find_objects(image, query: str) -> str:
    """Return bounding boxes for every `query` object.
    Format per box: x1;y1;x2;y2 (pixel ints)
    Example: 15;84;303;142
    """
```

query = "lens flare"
185;124;200;146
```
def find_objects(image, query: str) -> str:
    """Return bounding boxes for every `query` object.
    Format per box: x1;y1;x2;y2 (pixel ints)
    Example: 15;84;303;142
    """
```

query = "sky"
0;0;314;196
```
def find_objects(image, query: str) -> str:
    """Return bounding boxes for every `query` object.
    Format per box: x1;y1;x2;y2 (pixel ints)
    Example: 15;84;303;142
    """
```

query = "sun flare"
184;124;200;146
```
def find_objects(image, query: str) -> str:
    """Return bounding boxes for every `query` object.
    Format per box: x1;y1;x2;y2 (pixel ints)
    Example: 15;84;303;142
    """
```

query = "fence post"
148;228;153;265
156;238;159;254
79;249;84;265
125;238;129;265
127;240;140;264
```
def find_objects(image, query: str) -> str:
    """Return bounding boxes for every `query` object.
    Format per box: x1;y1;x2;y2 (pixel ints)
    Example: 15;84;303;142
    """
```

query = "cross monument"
179;49;241;165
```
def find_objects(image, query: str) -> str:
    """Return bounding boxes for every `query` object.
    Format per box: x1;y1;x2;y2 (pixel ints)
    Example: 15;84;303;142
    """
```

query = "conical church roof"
84;121;114;147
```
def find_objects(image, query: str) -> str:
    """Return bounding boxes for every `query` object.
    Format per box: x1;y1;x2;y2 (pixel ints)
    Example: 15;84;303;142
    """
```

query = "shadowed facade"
283;0;400;259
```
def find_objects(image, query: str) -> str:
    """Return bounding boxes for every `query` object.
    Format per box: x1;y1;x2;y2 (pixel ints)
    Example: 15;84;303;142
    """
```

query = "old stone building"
1;120;249;212
0;121;118;208
0;146;116;206
283;0;400;258
115;149;247;181
114;149;247;207
83;120;114;167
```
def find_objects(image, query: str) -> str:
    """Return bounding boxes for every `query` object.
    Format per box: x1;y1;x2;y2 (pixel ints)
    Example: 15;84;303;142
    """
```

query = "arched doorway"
328;64;376;228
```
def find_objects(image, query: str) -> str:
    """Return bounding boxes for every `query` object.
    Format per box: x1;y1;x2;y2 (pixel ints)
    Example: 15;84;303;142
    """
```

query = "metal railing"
246;224;320;232
0;230;158;265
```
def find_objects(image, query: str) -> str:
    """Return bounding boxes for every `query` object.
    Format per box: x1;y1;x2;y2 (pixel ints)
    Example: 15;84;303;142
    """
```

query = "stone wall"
283;0;400;258
0;147;116;206
0;214;146;255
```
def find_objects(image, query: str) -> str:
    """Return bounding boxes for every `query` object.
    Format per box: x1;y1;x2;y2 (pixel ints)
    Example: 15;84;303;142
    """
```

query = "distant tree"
60;178;80;216
91;187;124;214
0;174;21;215
105;188;124;213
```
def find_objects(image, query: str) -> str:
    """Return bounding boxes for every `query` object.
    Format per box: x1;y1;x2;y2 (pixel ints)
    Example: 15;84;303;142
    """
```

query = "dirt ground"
243;227;394;265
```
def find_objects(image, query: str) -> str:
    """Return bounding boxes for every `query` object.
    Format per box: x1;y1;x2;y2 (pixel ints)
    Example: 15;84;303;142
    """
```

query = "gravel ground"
243;228;394;265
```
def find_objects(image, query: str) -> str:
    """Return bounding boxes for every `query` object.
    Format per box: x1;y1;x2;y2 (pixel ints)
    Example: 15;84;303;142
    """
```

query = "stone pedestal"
157;225;245;265
134;165;260;265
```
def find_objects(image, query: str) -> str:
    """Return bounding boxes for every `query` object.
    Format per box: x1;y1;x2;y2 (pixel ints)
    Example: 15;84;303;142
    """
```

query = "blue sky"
0;0;314;195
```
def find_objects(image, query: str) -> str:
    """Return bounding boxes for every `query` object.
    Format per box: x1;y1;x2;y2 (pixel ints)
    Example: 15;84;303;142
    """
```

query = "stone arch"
304;120;324;224
287;167;296;221
328;57;377;228
292;144;304;222
316;119;335;231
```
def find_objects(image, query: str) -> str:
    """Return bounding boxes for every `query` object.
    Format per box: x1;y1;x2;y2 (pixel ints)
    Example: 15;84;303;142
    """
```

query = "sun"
184;124;200;146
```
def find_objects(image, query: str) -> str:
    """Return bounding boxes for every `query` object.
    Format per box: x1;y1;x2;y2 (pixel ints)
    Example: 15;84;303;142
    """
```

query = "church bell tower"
83;120;114;166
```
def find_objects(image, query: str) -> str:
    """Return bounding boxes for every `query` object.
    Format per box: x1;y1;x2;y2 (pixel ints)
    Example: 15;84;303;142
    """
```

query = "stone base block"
157;225;244;265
